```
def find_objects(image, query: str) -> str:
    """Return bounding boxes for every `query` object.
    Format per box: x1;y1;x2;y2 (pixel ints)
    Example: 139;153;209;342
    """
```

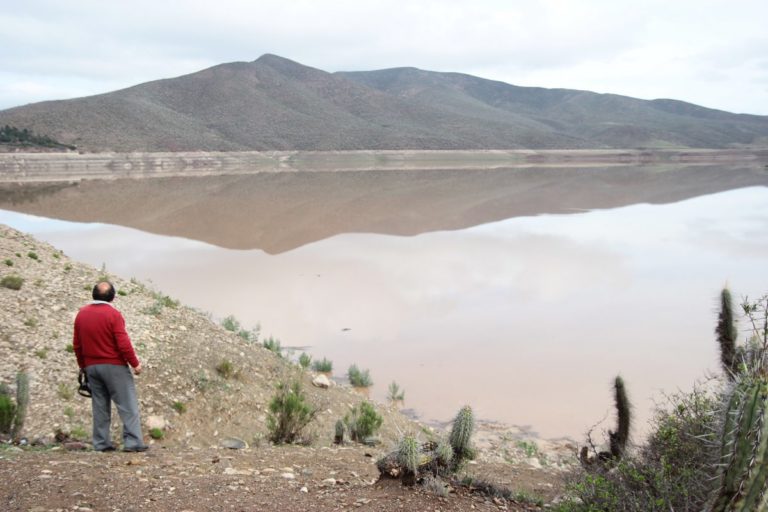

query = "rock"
224;467;251;476
312;374;331;388
281;472;295;480
300;486;308;493
527;457;542;469
63;441;88;451
145;415;166;431
220;437;247;450
322;478;337;486
362;436;381;446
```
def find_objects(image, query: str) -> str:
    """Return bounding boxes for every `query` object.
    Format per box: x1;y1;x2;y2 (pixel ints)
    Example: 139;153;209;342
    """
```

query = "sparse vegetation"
266;380;317;444
1;275;24;290
34;348;48;359
117;289;127;296
262;336;282;356
172;401;187;414
347;364;373;388
63;406;75;420
70;425;88;440
23;318;38;328
344;401;383;442
215;359;235;379
149;428;164;440
387;381;405;402
221;315;241;332
312;357;333;373
3;259;12;266
0;125;75;150
57;383;73;400
27;251;38;261
64;343;74;354
298;352;312;369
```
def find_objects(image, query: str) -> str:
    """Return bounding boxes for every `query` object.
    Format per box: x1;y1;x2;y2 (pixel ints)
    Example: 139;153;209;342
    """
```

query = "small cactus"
0;384;15;435
716;288;739;379
449;405;475;464
398;434;420;484
334;419;345;445
609;376;631;460
12;372;29;441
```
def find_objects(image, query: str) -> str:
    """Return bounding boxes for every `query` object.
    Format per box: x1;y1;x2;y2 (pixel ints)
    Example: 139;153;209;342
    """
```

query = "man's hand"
133;363;143;375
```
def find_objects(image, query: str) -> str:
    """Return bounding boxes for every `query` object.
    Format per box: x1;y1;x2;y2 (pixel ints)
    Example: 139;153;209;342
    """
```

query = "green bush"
347;364;373;387
298;353;312;369
27;251;38;261
57;382;73;400
344;401;383;442
262;336;282;355
312;357;333;373
3;259;12;267
0;387;16;435
266;381;317;444
1;275;24;290
172;401;187;414
221;315;241;332
387;381;405;402
64;343;74;354
216;359;235;379
149;428;164;440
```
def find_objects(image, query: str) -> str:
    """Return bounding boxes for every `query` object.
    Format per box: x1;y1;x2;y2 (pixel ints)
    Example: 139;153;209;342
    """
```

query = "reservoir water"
1;165;767;439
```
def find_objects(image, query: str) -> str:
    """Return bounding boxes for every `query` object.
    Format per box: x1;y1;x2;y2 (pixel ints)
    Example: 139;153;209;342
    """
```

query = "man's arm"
72;317;85;369
112;311;141;369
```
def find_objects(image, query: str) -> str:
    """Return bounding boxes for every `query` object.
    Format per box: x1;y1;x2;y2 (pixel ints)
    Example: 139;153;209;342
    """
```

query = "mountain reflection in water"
1;164;767;439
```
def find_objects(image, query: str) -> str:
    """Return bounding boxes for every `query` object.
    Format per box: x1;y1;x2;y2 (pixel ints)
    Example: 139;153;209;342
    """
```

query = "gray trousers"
85;364;143;450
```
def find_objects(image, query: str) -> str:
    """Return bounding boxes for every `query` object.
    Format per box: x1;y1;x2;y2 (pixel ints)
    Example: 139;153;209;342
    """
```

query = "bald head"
92;281;116;302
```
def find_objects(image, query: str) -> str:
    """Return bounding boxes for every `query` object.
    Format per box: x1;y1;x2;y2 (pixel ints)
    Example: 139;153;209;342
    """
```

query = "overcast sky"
1;0;766;114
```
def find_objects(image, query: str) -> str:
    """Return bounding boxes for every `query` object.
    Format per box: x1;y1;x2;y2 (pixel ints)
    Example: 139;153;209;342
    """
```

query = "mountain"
0;54;767;152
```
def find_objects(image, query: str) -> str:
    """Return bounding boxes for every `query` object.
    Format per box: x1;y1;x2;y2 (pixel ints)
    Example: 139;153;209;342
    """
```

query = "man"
73;281;147;452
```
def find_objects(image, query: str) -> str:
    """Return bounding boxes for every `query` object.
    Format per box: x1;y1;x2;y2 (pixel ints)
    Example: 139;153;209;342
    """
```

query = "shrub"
262;336;282;355
172;401;187;414
63;406;75;419
57;382;73;400
64;343;74;354
34;348;48;359
1;275;24;290
0;387;16;435
215;359;235;379
345;401;383;442
347;364;373;388
298;353;312;369
312;357;333;373
266;380;317;444
24;318;37;328
27;251;38;261
149;428;164;440
117;289;127;296
70;425;87;440
3;259;12;266
387;381;405;402
221;315;241;332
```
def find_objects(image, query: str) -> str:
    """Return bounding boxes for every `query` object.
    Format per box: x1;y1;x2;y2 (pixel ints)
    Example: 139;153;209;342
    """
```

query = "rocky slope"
0;224;577;510
1;54;767;152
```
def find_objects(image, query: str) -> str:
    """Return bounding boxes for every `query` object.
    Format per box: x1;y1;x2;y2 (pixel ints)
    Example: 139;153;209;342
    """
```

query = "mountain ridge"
1;54;767;152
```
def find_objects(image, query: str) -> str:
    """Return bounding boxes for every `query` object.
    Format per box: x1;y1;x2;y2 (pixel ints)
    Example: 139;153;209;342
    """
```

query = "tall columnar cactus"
710;375;768;511
449;405;475;463
334;419;345;445
609;376;631;460
0;383;15;436
397;434;420;485
716;287;739;379
11;371;29;441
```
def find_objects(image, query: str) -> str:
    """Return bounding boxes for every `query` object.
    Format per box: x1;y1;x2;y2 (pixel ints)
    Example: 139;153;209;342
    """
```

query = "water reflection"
0;166;767;439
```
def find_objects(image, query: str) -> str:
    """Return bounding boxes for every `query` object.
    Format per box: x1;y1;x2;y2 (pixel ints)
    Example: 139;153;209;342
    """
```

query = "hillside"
0;224;575;510
0;54;766;152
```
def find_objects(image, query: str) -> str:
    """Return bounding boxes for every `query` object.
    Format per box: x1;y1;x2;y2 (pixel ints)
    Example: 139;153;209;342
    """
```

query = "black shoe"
96;446;116;452
122;445;149;452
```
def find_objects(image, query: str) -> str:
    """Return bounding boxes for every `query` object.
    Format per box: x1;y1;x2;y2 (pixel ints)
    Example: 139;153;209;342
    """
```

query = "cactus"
0;383;15;436
609;376;631;460
710;375;768;511
449;405;475;464
717;288;739;379
334;419;345;445
11;372;29;441
397;434;420;485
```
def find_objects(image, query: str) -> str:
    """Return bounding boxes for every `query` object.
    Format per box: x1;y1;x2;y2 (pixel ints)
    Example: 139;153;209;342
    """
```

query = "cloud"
1;0;767;113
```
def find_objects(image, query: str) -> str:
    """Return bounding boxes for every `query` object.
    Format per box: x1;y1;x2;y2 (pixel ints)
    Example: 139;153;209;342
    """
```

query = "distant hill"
0;54;767;152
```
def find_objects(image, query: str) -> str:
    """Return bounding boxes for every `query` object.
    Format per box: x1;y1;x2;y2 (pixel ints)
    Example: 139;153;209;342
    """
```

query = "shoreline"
1;147;766;182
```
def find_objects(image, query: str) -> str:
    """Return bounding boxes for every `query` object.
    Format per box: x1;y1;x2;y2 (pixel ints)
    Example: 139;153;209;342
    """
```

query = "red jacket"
73;303;140;369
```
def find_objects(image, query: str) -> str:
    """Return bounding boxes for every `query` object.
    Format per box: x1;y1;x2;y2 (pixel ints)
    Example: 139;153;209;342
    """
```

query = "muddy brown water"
1;164;767;440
